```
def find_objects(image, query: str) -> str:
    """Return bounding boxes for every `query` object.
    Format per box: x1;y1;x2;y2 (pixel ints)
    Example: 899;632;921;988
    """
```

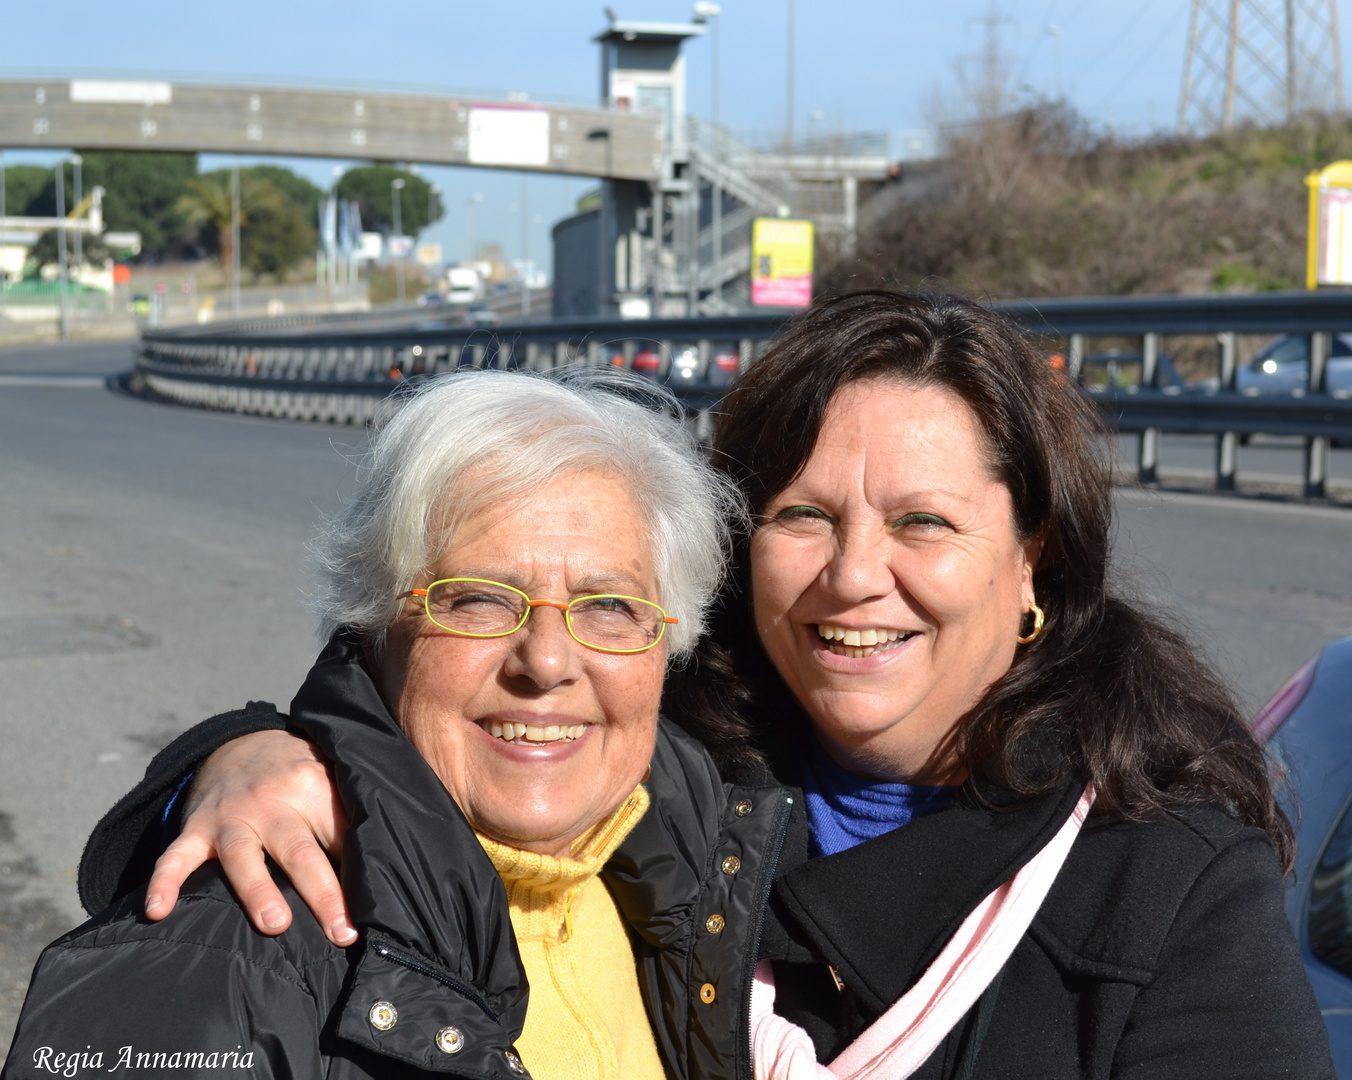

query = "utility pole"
55;159;69;340
391;178;406;303
231;165;241;317
695;1;722;311
1046;25;1063;99
1179;0;1344;132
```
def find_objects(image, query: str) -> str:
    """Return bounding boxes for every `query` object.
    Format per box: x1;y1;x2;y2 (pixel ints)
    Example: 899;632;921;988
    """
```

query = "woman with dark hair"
67;292;1330;1079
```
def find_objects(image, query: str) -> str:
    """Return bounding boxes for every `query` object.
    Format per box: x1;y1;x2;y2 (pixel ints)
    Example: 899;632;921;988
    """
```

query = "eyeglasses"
408;577;678;655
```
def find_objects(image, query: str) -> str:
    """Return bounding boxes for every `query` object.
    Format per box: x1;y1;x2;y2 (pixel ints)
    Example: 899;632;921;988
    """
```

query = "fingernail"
260;903;288;930
329;919;358;945
145;894;162;913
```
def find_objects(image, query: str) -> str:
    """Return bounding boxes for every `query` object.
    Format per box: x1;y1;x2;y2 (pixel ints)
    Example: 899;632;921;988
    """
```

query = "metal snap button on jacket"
721;855;741;875
700;983;717;1004
435;1026;464;1054
734;800;753;817
368;1001;397;1031
705;913;726;934
504;1049;527;1074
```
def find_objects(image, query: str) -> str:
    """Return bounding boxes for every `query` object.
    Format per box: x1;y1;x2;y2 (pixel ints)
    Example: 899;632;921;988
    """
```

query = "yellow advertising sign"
751;217;814;307
1306;160;1352;288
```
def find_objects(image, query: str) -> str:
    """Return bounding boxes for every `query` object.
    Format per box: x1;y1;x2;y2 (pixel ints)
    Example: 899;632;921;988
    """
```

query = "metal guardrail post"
1138;332;1161;484
1305;331;1331;499
1068;333;1085;383
1216;331;1238;491
739;338;753;371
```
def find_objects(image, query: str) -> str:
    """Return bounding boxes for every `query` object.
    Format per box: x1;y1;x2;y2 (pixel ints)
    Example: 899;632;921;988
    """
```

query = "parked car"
1237;334;1352;395
1256;635;1352;1076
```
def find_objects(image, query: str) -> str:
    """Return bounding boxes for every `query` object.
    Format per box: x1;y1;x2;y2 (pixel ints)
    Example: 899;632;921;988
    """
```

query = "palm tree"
177;174;286;272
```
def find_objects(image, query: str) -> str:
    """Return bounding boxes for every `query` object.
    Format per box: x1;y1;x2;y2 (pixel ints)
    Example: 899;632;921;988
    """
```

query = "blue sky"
0;1;1332;266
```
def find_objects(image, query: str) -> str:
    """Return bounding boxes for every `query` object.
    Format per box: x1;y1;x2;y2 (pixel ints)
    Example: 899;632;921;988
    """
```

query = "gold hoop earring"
1017;602;1045;645
641;763;652;784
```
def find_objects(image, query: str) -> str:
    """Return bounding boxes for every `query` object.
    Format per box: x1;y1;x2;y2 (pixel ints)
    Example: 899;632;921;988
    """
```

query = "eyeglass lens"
425;579;664;651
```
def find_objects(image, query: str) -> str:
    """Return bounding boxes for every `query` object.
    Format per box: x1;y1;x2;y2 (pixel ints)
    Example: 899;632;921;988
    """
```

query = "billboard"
751;218;814;307
468;106;550;168
1307;161;1352;288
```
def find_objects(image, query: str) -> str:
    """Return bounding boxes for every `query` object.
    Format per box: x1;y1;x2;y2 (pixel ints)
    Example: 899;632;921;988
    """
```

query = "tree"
240;196;316;278
241;165;322;229
336;166;442;235
178;172;317;280
29;229;111;271
24;153;197;257
1;165;53;220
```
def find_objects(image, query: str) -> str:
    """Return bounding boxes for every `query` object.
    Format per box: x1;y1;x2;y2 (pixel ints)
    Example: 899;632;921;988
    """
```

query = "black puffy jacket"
8;633;1334;1080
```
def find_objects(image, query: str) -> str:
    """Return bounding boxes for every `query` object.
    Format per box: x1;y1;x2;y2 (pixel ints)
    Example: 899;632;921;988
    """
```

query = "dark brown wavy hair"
664;290;1293;871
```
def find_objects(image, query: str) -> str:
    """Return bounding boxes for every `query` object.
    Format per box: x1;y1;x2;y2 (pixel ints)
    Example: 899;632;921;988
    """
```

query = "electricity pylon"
1178;0;1345;133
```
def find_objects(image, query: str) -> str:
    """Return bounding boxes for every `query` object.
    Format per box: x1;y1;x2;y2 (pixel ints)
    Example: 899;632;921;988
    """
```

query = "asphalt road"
2;342;1351;1055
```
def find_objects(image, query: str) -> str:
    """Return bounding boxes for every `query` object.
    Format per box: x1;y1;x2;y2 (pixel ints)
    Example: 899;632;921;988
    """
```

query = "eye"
772;505;833;523
892;512;950;529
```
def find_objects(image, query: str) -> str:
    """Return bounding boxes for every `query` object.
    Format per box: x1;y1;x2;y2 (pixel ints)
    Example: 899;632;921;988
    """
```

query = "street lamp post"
71;153;82;296
1;148;7;312
520;174;531;318
231;165;241;316
55;159;69;340
694;2;722;311
466;191;482;264
391;177;406;303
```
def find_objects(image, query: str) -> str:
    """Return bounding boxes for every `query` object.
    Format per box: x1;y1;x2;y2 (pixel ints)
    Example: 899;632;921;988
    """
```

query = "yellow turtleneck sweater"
475;785;666;1080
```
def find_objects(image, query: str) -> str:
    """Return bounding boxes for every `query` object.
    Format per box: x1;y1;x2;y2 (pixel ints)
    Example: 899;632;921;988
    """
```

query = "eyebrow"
443;567;652;597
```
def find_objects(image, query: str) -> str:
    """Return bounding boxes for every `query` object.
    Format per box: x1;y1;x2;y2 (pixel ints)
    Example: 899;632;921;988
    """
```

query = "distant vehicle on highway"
416;290;445;307
462;304;501;328
1258;635;1352;1076
446;266;483;306
1237;334;1352;395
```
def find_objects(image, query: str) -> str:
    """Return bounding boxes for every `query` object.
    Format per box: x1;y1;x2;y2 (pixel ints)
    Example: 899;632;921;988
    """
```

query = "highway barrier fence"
135;291;1352;499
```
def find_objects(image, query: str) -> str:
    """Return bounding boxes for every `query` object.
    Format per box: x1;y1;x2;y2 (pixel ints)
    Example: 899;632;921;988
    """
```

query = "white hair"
310;367;743;660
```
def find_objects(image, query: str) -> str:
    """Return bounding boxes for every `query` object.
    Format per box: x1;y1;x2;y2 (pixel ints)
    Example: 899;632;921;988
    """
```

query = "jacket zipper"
370;939;500;1023
740;794;794;1080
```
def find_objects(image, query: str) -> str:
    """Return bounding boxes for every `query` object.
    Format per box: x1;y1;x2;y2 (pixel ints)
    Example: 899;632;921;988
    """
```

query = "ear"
1019;532;1045;609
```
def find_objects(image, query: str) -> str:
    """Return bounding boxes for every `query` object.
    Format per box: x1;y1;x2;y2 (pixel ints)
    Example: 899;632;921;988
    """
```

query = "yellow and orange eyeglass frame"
406;577;679;655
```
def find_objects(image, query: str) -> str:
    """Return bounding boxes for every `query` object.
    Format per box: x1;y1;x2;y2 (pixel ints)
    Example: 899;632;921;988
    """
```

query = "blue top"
800;737;957;858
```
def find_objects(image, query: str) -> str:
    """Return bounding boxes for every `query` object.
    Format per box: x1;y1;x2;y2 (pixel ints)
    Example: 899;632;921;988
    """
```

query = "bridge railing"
135;292;1352;499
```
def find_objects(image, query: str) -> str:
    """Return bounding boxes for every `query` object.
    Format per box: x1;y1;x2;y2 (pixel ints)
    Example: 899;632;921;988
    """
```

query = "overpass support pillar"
1305;331;1331;499
1216;331;1238;491
1138;332;1161;485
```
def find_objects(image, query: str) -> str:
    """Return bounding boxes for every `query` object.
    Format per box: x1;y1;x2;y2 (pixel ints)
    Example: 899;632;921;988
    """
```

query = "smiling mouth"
816;623;917;659
481;721;588;745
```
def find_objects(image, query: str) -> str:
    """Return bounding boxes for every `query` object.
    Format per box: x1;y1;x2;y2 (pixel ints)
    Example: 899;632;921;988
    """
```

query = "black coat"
17;634;1334;1080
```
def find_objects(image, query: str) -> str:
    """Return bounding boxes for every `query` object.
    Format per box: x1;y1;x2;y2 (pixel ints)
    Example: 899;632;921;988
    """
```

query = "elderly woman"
3;370;738;1080
59;293;1331;1079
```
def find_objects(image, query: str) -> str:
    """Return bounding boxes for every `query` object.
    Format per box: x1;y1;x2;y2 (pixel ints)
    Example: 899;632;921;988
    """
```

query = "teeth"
816;624;914;658
484;722;585;744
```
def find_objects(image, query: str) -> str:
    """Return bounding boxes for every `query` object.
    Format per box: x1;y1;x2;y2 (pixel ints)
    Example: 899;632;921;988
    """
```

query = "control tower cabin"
554;15;706;320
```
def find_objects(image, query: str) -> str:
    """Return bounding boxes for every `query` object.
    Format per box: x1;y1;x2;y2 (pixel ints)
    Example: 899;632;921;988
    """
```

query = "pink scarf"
752;785;1095;1080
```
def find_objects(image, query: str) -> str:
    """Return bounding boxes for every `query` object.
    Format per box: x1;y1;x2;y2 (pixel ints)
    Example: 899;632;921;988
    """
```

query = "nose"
501;603;585;690
821;521;895;605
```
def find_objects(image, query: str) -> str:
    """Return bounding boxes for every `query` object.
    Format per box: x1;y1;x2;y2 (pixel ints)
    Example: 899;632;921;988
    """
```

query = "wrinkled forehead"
429;464;662;591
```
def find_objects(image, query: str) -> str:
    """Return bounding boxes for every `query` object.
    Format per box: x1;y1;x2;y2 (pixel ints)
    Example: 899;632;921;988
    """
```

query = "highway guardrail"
135;292;1352;499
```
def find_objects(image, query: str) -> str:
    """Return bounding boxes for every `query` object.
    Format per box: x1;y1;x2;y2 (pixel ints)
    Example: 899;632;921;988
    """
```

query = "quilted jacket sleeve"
77;701;288;916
